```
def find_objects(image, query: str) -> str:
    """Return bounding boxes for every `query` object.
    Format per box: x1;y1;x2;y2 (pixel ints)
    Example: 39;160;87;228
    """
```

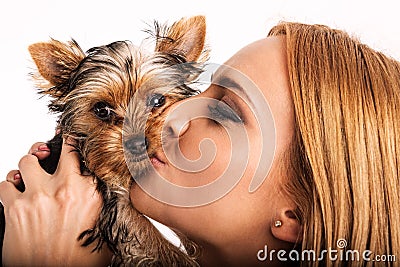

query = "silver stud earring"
274;220;282;227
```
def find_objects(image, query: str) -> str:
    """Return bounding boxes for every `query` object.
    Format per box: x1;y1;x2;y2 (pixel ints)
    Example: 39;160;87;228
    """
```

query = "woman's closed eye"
208;100;242;123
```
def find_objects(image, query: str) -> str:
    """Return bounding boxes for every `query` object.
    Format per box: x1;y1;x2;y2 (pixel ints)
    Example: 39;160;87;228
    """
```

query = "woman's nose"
164;100;192;138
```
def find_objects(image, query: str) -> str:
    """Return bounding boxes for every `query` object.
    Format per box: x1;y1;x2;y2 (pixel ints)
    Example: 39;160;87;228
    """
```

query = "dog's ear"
155;15;207;62
28;39;85;92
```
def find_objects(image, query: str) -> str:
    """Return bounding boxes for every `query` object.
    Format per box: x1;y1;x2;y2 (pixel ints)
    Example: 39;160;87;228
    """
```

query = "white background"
1;0;399;181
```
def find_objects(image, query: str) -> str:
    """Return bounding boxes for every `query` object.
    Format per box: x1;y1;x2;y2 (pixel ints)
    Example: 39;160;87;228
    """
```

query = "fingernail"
14;173;21;180
38;144;50;152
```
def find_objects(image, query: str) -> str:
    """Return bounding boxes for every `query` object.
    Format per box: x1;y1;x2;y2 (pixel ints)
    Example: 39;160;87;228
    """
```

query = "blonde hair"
268;22;400;266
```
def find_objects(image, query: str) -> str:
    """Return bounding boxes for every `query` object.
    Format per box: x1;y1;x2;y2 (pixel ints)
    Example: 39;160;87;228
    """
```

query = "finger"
28;142;47;154
54;138;82;177
0;181;20;206
5;170;25;192
18;154;49;191
6;170;22;185
29;142;51;161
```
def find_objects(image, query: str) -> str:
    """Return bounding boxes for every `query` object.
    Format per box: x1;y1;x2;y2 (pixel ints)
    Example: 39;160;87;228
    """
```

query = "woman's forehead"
225;36;286;66
220;36;288;99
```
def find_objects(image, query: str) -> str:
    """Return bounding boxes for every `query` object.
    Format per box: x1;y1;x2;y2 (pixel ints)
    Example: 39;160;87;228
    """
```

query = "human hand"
6;142;51;192
0;140;112;266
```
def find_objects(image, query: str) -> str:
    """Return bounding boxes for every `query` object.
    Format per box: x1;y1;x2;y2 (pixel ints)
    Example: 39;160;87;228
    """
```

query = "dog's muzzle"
124;135;149;156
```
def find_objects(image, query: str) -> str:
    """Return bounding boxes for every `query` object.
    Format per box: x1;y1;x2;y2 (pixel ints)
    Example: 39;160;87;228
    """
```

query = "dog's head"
29;16;207;188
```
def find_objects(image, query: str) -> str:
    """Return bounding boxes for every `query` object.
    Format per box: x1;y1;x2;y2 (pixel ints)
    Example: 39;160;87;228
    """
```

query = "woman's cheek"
175;120;231;182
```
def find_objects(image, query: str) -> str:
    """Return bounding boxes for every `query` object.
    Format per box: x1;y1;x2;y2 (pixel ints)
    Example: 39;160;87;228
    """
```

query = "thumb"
54;138;82;177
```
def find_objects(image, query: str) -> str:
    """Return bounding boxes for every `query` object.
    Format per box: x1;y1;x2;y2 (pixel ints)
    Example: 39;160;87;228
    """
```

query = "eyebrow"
211;74;254;108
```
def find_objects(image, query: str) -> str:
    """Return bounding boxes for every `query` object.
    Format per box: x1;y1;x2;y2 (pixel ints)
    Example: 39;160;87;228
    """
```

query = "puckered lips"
150;151;166;168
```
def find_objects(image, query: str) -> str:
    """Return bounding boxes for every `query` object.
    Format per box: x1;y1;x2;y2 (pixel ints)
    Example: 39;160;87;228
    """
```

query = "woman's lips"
150;153;166;168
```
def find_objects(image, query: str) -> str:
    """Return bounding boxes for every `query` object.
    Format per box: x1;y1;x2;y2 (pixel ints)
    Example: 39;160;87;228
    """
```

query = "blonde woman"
1;22;399;266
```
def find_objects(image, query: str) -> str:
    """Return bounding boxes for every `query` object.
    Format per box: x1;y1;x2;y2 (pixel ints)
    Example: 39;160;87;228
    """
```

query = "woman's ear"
271;209;303;244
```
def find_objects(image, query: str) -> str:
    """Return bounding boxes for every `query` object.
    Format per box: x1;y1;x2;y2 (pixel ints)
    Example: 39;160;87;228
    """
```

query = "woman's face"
131;36;295;263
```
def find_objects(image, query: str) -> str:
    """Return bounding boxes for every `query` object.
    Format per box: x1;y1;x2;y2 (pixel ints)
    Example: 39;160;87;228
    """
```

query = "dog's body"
1;16;207;266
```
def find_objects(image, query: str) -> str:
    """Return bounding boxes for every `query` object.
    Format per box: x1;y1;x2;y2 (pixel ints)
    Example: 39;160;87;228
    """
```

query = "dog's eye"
93;102;114;120
147;93;166;108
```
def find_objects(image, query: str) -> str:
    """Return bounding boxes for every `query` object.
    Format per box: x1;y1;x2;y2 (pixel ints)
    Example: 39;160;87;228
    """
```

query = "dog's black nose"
124;136;149;155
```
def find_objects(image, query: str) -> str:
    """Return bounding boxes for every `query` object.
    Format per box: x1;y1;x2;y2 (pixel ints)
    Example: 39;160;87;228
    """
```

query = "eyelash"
208;101;242;123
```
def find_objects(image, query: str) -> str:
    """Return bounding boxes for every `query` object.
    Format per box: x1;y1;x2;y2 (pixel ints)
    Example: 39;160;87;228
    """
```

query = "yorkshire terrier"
0;16;207;266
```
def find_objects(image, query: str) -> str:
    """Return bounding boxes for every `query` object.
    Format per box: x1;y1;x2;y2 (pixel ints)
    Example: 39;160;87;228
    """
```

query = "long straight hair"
268;22;400;266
